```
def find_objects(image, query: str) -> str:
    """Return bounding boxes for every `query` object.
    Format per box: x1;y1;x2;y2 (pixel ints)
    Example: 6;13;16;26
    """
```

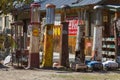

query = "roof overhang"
104;4;120;11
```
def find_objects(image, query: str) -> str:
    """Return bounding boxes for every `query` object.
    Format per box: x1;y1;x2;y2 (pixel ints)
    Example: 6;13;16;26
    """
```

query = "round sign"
33;29;39;36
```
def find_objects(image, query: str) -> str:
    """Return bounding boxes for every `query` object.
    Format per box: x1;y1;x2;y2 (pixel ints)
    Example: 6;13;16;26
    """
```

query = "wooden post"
60;5;70;67
60;22;69;67
92;5;103;61
42;4;55;68
27;3;40;68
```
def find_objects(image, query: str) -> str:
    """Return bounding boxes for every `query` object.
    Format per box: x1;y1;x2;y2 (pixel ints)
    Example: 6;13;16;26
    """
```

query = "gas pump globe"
31;3;40;25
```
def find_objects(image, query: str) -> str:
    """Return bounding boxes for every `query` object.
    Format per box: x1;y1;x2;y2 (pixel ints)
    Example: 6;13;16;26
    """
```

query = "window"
0;17;2;30
5;16;9;28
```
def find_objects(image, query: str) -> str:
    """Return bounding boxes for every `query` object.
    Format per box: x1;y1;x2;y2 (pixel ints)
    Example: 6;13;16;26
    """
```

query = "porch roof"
71;0;103;7
105;4;120;11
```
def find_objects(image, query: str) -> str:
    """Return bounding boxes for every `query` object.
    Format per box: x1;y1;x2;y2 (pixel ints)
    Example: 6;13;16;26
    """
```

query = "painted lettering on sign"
66;17;78;35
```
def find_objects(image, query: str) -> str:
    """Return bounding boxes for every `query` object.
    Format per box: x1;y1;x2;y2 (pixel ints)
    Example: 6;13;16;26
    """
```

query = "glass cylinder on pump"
31;3;40;24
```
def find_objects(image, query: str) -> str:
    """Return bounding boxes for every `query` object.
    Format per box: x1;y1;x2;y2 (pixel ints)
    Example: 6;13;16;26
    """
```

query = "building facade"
0;14;12;34
14;0;120;57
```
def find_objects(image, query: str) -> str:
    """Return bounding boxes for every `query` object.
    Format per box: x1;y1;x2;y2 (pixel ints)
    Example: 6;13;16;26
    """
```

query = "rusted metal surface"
42;4;55;68
60;22;69;67
92;26;102;61
92;6;103;61
28;2;40;68
28;53;39;68
84;38;92;56
42;24;54;67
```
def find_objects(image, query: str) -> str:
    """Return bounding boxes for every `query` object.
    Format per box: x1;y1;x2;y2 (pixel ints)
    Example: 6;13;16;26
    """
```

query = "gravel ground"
0;53;120;80
0;65;120;80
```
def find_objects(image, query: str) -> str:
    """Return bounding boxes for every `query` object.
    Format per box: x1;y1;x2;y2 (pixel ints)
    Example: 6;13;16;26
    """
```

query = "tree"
0;0;32;14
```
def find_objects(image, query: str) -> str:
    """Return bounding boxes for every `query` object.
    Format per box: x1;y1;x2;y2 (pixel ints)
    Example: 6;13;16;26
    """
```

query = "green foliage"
0;0;32;14
0;34;16;51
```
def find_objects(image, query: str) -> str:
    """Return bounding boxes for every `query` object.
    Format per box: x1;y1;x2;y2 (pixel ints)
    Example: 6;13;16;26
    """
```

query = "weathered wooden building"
14;0;120;61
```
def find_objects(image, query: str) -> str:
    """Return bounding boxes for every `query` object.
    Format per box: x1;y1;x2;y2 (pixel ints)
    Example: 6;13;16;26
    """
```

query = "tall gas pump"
60;5;70;68
42;4;55;68
10;21;24;67
92;5;103;61
27;2;40;68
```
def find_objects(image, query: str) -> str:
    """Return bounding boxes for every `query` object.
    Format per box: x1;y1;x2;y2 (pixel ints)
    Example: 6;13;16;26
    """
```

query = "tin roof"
40;0;74;10
105;4;120;11
106;4;120;9
40;0;104;10
71;0;103;7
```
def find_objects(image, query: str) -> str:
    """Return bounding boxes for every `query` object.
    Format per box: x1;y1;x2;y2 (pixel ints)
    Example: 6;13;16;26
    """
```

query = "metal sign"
66;16;78;35
32;29;39;36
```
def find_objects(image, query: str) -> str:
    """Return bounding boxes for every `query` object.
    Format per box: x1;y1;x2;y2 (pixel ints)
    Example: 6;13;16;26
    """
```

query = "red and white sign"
66;17;78;35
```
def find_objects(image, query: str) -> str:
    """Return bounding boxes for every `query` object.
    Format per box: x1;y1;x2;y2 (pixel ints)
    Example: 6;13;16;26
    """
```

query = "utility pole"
27;2;40;68
60;5;70;67
42;4;56;68
92;5;103;61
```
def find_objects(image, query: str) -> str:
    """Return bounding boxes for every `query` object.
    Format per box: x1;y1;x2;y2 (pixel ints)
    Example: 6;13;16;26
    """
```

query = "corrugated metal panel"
40;0;103;10
40;0;75;10
71;0;102;7
106;5;120;9
104;5;120;11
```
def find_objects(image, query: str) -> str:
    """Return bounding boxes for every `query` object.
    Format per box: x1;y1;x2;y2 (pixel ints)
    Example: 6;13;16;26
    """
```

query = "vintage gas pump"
92;5;103;61
27;2;40;68
11;21;24;67
42;4;55;68
60;5;70;67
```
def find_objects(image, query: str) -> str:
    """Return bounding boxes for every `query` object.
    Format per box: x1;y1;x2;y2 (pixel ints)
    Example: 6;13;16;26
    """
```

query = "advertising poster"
66;16;78;36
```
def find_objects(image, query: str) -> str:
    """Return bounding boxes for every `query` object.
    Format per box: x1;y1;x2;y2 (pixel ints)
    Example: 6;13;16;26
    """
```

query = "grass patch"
50;72;120;80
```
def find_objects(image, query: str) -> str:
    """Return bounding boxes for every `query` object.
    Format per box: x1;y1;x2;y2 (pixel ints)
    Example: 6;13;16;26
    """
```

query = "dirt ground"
0;65;120;80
